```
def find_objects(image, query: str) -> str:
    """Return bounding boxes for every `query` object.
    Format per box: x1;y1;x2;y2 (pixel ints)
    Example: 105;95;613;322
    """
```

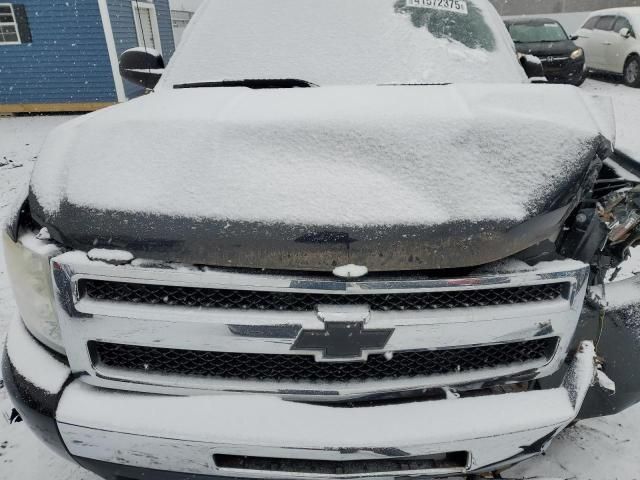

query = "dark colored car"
505;18;586;86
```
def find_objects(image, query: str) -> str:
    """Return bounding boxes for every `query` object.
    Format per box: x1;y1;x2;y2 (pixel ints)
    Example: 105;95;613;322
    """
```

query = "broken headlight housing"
3;230;65;354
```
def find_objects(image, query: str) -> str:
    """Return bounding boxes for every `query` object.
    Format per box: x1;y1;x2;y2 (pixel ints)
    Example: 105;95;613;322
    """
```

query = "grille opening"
307;381;532;408
80;279;568;312
89;338;557;383
213;452;469;474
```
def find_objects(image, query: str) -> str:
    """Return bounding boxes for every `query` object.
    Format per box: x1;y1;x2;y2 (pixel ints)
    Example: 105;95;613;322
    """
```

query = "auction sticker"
405;0;469;14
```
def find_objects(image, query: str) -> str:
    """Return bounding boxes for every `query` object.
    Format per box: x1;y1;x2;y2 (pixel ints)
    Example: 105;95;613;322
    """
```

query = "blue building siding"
0;0;117;105
154;0;175;59
107;0;175;99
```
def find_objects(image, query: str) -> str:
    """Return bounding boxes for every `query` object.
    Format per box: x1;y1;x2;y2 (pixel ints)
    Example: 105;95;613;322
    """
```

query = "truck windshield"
160;0;525;88
508;22;569;43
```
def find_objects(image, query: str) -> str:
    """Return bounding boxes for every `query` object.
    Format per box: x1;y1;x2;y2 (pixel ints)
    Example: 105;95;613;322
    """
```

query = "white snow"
477;258;589;275
1;81;640;479
125;46;162;57
5;317;70;394
583;78;640;159
87;248;135;264
161;0;525;88
35;227;51;241
57;380;577;450
18;232;60;257
591;275;640;309
604;158;640;183
332;264;369;279
596;369;616;395
31;84;610;227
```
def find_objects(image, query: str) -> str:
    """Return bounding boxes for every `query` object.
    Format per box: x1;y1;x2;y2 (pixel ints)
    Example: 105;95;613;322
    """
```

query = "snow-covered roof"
584;7;640;29
160;0;526;88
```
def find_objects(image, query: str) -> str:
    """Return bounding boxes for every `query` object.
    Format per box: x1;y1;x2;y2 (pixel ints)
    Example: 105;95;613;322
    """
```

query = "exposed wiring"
594;279;606;350
595;304;606;350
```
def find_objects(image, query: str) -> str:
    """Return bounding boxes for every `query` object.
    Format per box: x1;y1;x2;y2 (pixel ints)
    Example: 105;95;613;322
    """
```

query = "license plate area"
213;452;470;476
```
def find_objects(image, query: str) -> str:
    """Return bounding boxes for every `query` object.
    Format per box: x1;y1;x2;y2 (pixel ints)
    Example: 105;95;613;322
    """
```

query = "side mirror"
570;34;579;41
119;47;165;90
619;27;631;38
519;54;546;82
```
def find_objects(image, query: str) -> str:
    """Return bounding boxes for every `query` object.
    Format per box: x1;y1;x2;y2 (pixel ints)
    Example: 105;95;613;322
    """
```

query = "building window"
0;3;20;44
132;1;162;55
171;10;193;30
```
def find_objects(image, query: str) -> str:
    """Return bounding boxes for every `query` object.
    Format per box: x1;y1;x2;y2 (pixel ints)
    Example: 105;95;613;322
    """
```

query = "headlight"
570;48;584;60
3;230;65;353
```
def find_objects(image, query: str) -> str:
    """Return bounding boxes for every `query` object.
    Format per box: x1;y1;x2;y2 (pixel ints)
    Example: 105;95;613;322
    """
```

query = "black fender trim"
578;299;640;419
536;293;640;420
1;346;73;461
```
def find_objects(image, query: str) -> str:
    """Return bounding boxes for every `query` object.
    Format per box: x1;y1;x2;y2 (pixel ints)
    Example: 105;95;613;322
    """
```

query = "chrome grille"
81;279;568;312
90;338;557;382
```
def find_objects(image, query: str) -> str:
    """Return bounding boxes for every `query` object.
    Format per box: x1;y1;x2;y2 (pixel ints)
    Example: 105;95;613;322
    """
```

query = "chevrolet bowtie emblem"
290;305;393;361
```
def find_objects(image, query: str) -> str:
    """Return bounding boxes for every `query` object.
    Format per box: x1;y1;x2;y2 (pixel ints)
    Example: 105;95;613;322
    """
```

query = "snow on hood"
31;84;612;227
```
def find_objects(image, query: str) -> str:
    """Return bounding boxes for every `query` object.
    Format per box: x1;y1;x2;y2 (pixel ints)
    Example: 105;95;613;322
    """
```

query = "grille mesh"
81;279;567;312
90;338;557;382
214;452;468;474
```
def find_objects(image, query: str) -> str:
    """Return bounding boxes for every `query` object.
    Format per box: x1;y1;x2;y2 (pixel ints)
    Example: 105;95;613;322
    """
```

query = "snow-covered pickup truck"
3;1;640;479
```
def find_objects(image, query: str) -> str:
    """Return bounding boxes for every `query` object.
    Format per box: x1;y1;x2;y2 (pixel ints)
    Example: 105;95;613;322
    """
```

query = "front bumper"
540;57;585;85
4;316;598;480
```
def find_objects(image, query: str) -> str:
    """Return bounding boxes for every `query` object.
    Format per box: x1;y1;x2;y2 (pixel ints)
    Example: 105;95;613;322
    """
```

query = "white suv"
574;7;640;87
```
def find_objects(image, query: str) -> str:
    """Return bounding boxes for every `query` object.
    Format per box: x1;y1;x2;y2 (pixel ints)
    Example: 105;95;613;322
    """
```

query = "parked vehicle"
505;18;586;86
574;7;640;87
4;1;640;479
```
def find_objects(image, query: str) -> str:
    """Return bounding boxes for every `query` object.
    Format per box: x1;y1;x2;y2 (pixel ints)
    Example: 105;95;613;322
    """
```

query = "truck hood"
29;84;614;271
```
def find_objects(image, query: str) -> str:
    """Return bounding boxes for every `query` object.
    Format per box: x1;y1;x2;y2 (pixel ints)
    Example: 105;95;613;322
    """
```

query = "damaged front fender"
579;275;640;419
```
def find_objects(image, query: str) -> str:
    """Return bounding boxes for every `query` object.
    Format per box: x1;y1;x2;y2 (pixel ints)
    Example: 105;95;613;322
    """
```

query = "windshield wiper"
513;40;563;43
174;79;317;89
380;83;451;86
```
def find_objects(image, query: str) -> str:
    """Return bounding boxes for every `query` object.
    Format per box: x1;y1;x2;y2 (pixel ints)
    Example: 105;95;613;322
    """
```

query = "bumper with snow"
4;315;599;479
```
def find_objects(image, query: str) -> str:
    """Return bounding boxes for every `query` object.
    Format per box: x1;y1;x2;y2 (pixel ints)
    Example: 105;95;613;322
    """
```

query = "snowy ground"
1;78;640;479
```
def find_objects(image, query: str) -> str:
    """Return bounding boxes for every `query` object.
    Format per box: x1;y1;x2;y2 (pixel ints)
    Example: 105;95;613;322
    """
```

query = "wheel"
572;74;586;87
624;55;640;88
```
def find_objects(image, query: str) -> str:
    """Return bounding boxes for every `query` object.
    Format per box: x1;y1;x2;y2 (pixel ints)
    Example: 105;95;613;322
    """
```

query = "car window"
161;0;526;88
394;0;496;50
582;16;600;30
613;16;633;33
595;16;617;31
508;22;568;43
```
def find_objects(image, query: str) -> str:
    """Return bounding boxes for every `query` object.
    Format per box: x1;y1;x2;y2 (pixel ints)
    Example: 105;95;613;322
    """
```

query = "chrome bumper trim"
57;342;596;478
